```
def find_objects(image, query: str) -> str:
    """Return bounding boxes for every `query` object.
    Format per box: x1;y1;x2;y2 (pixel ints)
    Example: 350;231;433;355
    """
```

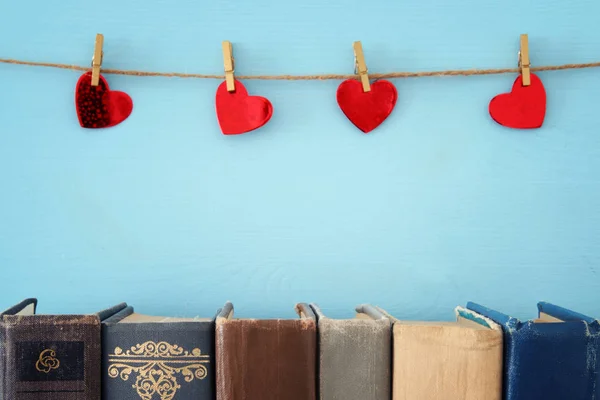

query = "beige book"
375;306;503;400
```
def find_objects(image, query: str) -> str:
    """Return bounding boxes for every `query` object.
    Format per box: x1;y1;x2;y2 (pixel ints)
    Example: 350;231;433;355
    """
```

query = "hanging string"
1;58;600;80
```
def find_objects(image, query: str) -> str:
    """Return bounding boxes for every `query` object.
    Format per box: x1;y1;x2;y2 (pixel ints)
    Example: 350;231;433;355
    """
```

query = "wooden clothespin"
91;33;104;87
353;41;370;92
222;41;235;92
519;34;531;87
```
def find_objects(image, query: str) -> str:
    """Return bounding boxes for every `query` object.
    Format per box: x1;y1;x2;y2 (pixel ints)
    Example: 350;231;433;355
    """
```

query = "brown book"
215;302;317;400
374;305;503;400
311;303;391;400
0;298;127;400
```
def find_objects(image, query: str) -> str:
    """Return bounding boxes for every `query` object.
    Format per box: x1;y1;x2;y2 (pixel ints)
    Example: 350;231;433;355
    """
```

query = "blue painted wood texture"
1;0;599;319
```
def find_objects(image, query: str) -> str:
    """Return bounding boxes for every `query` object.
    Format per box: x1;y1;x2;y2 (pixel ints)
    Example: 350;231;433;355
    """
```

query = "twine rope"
1;58;600;80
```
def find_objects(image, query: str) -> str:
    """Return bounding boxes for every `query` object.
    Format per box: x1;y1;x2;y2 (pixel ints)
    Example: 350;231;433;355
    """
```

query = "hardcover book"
102;305;217;400
215;302;317;400
0;298;127;400
467;301;600;400
374;304;503;400
310;303;391;400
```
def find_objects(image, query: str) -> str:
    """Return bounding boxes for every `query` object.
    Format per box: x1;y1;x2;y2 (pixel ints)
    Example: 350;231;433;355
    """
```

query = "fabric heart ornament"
75;72;133;129
336;79;397;133
489;73;546;129
215;80;273;135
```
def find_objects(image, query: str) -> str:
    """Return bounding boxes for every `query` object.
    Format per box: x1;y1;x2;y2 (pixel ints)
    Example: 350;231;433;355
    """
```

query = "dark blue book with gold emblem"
101;304;218;400
0;298;127;400
467;301;600;400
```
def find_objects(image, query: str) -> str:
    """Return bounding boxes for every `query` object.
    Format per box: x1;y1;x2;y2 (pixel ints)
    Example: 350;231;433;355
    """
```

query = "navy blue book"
102;305;218;400
467;301;600;400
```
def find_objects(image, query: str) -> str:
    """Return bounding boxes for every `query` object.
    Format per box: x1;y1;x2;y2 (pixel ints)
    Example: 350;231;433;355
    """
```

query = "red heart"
336;79;397;133
215;80;273;135
75;72;133;129
489;73;546;129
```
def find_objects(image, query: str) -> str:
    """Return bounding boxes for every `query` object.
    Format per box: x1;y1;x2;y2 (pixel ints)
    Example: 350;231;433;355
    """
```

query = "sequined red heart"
489;74;546;129
215;80;273;135
75;72;133;129
336;79;397;133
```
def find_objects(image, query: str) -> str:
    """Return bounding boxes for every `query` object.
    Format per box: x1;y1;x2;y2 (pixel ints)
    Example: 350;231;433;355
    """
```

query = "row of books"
1;298;598;400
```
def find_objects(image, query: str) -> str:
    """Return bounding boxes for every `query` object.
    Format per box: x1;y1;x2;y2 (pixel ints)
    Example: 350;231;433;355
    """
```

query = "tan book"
375;305;503;400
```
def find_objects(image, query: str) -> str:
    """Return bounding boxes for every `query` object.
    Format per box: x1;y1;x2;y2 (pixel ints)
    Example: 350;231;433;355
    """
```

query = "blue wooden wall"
1;0;599;319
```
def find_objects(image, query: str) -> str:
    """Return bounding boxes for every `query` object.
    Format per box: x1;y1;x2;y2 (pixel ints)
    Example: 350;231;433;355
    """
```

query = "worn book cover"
102;305;216;400
467;301;600;400
310;303;391;400
374;305;503;400
0;298;127;400
215;302;317;400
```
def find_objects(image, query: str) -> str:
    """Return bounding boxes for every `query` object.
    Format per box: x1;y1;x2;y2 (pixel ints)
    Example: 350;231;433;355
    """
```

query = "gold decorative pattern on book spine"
35;349;60;373
107;341;210;400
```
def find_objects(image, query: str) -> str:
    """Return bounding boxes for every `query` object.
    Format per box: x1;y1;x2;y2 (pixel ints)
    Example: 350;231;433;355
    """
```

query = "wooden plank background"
0;0;599;319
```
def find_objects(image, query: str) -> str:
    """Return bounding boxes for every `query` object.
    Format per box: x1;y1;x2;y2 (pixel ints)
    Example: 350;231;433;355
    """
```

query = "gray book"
310;304;391;400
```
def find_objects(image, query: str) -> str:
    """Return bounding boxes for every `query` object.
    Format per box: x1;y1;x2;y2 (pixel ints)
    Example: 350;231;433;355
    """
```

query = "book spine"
318;319;391;400
0;315;101;400
505;322;596;400
104;322;215;400
0;322;17;400
392;324;502;400
216;319;316;400
0;323;7;400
